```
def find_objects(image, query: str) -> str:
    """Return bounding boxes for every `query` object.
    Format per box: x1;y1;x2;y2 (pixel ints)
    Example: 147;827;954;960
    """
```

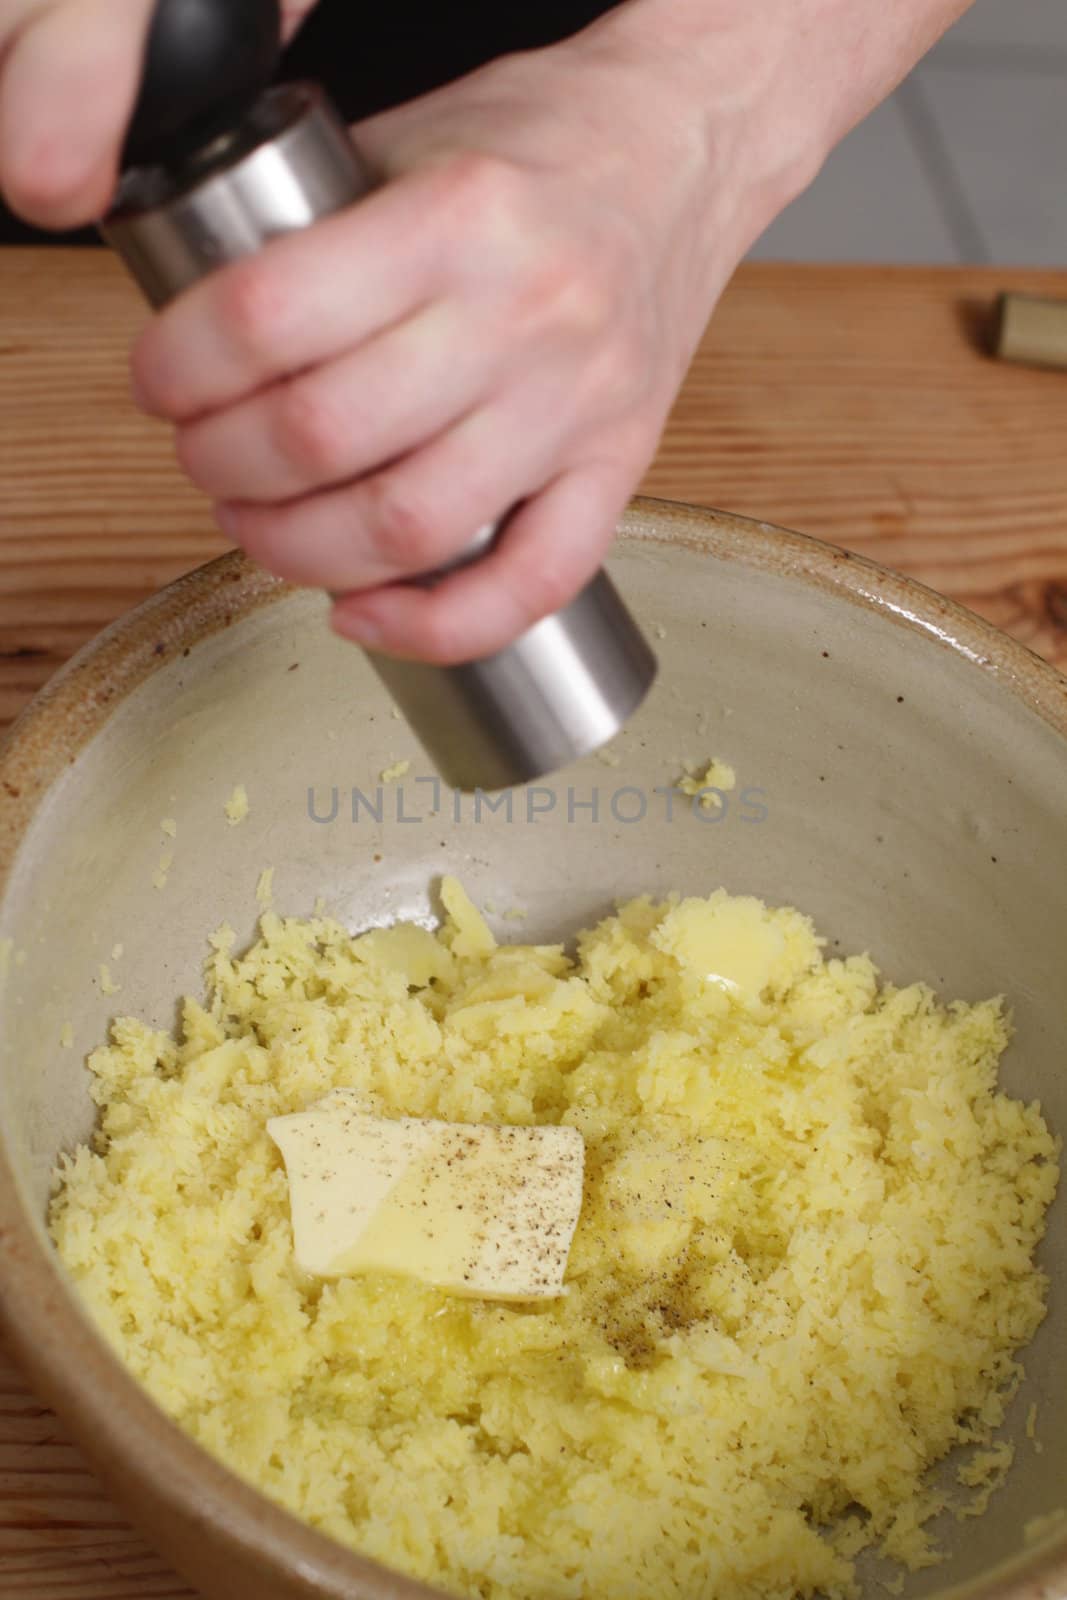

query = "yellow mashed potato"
51;883;1059;1600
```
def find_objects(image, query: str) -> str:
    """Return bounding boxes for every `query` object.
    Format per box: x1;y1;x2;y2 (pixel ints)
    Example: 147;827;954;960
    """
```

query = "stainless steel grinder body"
104;84;657;790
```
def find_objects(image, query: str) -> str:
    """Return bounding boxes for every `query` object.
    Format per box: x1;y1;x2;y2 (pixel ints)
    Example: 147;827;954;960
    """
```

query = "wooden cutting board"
1;254;1066;1598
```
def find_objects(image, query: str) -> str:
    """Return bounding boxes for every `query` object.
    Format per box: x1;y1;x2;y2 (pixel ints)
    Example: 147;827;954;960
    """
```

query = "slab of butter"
267;1090;584;1300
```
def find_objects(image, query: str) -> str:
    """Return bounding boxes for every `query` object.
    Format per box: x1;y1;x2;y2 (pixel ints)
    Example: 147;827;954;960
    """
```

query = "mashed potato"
50;883;1059;1600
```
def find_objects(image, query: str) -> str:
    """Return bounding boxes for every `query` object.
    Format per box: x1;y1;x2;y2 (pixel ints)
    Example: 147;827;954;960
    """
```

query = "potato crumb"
225;785;249;825
97;964;121;997
256;868;275;908
676;757;737;812
50;885;1059;1600
59;1022;74;1050
161;818;177;839
957;1441;1015;1519
653;623;667;640
1026;1400;1039;1439
380;759;411;784
111;943;124;962
595;748;621;768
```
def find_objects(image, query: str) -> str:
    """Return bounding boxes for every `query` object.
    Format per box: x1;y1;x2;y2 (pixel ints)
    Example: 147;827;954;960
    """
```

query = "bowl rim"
0;496;1064;1600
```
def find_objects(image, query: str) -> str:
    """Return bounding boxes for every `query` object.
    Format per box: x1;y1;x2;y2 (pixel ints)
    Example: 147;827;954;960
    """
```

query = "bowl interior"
0;502;1064;1599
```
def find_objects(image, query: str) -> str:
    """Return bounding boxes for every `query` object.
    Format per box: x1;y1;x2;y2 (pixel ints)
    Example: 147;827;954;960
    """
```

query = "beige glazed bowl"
0;499;1064;1600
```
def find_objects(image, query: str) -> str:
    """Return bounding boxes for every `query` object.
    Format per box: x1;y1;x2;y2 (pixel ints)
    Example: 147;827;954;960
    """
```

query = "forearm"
575;0;973;250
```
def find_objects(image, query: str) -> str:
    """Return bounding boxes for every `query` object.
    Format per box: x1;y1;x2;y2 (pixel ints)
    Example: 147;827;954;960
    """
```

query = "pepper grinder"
103;0;657;791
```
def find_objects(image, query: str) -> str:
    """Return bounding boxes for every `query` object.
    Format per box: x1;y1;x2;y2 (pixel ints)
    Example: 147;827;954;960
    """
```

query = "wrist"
570;0;827;261
573;0;973;259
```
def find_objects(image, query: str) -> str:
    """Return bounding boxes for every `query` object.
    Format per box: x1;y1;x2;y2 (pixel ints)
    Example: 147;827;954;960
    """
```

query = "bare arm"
577;0;974;245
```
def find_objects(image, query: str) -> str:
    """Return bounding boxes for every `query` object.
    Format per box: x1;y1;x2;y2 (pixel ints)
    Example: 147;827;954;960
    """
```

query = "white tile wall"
748;98;960;264
750;0;1067;264
932;0;1067;56
915;66;1067;264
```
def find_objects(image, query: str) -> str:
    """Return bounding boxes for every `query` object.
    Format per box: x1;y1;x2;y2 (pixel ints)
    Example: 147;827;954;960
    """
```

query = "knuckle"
238;512;304;580
361;475;443;571
554;263;616;339
512;247;616;343
273;379;348;480
1;161;60;219
417;609;469;666
589;335;646;404
614;410;661;470
436;150;520;230
0;143;94;227
592;430;647;495
130;329;183;419
219;261;287;367
510;557;575;625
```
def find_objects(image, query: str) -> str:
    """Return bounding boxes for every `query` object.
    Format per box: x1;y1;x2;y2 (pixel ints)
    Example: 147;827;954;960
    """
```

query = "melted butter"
655;897;787;1000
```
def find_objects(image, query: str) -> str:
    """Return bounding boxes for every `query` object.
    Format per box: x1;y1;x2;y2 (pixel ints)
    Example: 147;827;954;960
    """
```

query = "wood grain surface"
1;251;1066;1598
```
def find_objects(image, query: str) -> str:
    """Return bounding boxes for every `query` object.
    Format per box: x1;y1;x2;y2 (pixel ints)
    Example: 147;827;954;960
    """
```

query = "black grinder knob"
122;0;283;169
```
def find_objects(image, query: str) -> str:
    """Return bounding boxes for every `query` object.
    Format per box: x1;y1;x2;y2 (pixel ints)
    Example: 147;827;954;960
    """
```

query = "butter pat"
267;1090;584;1300
653;891;820;1004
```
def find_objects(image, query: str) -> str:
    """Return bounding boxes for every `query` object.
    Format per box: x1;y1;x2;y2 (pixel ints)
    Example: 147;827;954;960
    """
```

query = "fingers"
119;114;667;665
175;301;494;505
279;1;318;43
329;465;630;664
0;0;153;228
130;170;445;422
217;398;573;592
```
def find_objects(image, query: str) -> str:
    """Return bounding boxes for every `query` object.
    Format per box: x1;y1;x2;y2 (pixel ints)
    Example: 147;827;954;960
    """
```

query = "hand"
4;0;970;668
131;31;771;664
0;0;316;228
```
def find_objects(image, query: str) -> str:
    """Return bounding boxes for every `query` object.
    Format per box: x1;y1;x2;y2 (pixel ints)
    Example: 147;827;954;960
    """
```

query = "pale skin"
0;0;973;663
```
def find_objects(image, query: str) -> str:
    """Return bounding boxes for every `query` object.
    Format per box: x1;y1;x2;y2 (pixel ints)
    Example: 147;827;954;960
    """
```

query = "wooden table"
2;253;1066;1597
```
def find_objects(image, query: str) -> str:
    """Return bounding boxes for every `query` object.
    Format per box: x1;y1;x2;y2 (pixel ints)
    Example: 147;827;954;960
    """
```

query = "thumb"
0;0;154;230
280;0;319;44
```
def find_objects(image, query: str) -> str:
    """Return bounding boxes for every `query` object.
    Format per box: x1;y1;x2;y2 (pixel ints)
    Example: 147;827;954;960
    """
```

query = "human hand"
131;26;785;664
4;0;971;668
0;0;316;228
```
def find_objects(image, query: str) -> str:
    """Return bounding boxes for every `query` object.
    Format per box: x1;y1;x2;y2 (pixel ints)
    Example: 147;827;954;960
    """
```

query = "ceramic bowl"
0;499;1064;1600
